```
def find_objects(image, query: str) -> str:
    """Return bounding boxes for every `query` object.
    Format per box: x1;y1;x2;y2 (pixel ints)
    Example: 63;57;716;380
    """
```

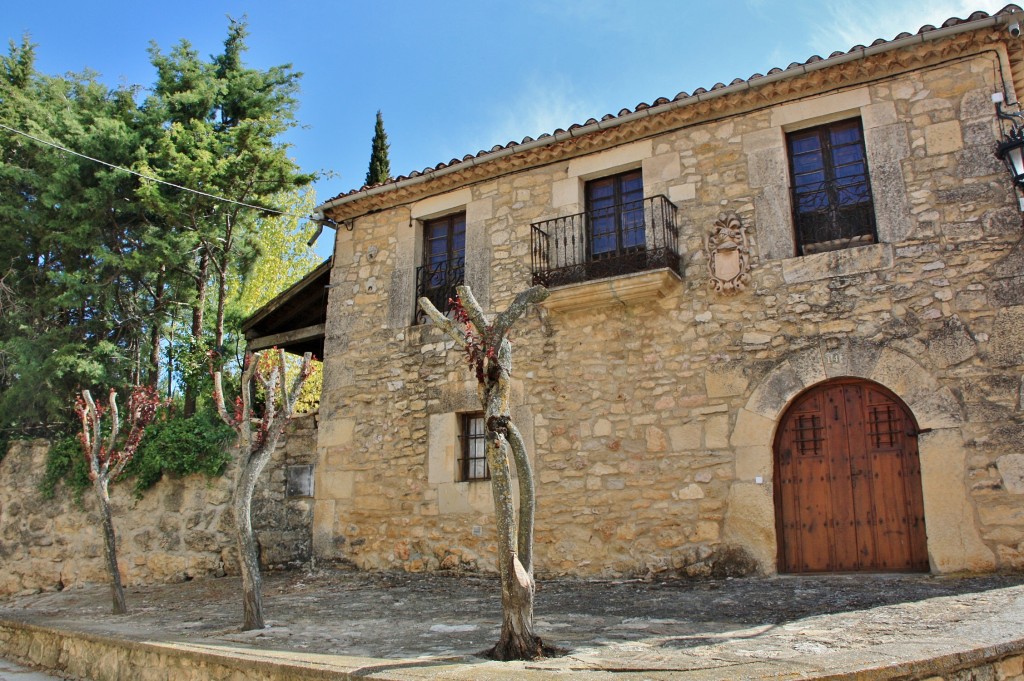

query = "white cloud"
470;75;601;151
808;0;1008;56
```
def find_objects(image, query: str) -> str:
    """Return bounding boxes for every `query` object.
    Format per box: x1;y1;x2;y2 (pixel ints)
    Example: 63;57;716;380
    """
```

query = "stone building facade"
311;8;1024;577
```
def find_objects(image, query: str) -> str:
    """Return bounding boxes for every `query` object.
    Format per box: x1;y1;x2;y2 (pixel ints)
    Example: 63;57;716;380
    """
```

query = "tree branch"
276;349;290;413
284;352;313;416
212;368;232;426
106;388;120;457
80;390;101;480
238;351;256;450
455;285;489;331
492;285;548;339
417;296;468;347
506;420;535;573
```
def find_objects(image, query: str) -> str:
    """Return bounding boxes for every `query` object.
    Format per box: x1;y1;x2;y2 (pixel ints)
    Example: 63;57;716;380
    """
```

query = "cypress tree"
365;109;391;187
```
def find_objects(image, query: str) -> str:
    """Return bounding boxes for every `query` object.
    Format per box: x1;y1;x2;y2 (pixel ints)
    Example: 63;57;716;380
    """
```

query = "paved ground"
0;658;73;680
2;567;1024;679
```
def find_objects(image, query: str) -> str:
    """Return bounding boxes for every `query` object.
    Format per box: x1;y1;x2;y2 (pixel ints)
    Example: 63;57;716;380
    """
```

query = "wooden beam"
246;324;325;352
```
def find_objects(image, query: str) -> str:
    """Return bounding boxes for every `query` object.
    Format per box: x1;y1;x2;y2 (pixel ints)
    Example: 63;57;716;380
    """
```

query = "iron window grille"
459;412;488;481
788;119;877;255
414;213;465;324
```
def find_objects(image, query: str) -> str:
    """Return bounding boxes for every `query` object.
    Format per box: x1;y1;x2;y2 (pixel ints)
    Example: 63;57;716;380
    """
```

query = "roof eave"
316;9;1014;218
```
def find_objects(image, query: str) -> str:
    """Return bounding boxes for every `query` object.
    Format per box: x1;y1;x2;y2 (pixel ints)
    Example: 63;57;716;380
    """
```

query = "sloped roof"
321;4;1021;212
241;258;331;358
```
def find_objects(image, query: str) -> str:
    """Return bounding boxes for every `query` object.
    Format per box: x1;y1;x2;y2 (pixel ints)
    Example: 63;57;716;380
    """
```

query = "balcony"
792;176;876;256
414;258;464;324
530;195;680;288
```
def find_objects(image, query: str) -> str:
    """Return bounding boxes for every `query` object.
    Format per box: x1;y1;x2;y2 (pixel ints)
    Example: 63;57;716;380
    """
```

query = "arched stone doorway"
721;340;996;575
773;378;928;573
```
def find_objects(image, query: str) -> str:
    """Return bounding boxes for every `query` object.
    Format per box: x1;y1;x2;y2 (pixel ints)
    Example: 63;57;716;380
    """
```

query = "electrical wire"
0;119;322;222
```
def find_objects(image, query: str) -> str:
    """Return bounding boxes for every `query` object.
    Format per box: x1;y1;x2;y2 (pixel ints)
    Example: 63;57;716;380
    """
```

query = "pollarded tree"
211;348;315;630
364;109;390;187
76;386;161;614
418;284;550;661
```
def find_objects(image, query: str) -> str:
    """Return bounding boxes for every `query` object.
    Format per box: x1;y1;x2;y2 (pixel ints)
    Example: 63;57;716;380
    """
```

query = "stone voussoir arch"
722;339;996;575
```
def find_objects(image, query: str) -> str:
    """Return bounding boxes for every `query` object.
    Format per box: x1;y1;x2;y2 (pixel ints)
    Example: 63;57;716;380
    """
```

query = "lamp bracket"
996;100;1024;125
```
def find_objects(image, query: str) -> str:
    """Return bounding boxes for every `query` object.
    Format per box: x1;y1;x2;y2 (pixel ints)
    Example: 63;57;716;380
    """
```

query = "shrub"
125;411;234;496
40;433;92;503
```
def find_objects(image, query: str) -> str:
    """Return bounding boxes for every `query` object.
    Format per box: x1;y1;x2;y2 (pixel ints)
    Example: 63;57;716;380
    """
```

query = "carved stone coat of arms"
706;213;751;295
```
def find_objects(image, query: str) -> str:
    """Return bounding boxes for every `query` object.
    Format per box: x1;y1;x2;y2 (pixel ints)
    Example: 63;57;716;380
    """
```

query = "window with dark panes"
586;170;645;260
459;413;488;481
415;213;465;322
788;119;876;255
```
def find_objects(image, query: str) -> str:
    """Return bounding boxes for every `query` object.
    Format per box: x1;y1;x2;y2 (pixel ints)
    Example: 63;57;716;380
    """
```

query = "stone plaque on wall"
286;464;315;498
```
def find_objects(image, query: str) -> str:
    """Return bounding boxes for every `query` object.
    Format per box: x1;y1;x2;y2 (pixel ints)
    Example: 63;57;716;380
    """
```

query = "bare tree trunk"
232;450;269;630
418;285;549;661
95;477;127;615
214;260;228;351
147;269;167;388
78;388;158;616
486;416;541;660
184;251;209;417
212;349;315;631
483;341;542;660
213;217;233;352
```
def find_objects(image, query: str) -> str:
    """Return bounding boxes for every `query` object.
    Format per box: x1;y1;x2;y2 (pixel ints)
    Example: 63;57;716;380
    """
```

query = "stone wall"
313;39;1024;578
0;413;317;596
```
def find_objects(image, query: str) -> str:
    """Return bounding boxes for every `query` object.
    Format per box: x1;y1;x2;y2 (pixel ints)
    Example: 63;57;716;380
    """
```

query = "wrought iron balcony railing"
414;257;464;324
791;178;876;255
530;195;680;288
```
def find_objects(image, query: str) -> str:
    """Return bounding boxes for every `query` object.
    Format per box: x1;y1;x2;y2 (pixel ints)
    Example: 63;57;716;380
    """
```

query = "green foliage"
39;434;91;504
124;411;234;496
141;17;316;412
38;410;233;503
227;189;320;318
0;20;318;434
0;36;155;434
365;109;391;187
294;359;322;413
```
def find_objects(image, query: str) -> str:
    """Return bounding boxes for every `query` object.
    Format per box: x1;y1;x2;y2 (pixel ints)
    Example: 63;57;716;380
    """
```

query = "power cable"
0;120;336;231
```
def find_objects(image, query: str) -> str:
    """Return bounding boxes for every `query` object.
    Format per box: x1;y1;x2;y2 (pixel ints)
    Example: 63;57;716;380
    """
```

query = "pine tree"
365;109;391;187
141;18;314;415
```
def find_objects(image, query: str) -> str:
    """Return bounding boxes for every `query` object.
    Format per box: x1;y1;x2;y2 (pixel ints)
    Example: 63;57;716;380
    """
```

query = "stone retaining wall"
0;619;1022;681
0;413;317;596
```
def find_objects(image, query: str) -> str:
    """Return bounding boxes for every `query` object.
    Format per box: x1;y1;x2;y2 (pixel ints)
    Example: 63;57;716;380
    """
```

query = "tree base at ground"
484;636;566;662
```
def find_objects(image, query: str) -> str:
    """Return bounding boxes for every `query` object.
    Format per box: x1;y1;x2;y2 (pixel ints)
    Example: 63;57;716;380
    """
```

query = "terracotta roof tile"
325;5;1020;205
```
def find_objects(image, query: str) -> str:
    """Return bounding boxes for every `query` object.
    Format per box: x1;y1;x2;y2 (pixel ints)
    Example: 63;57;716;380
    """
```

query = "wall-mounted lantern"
994;92;1024;191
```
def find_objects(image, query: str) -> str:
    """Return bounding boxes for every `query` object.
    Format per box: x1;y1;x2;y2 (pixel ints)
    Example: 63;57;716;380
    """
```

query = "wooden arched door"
774;379;929;573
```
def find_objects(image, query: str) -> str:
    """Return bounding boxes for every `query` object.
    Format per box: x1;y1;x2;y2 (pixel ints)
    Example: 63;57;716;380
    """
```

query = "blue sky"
2;1;1009;257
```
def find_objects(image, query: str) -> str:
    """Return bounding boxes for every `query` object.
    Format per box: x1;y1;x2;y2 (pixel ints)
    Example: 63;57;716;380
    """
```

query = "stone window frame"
388;187;492;330
551;140;653;218
414;211;466;324
426;381;533;516
786;117;877;256
746;86;912;264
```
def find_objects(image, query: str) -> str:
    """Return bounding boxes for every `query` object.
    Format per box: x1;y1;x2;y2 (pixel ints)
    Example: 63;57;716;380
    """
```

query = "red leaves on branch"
75;385;162;480
449;295;495;385
121;386;161;462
